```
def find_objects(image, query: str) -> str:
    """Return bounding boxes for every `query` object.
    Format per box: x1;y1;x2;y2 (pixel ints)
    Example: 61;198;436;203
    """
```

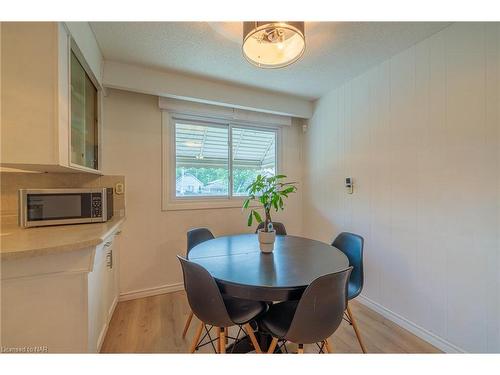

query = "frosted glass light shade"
242;22;305;68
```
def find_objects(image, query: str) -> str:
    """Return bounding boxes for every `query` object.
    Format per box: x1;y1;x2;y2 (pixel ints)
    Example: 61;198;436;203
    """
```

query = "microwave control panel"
91;193;102;218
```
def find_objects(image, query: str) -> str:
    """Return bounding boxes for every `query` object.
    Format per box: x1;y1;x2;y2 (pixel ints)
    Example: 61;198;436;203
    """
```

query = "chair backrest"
177;256;233;327
285;267;352;344
331;232;364;299
255;222;287;235
187;227;215;256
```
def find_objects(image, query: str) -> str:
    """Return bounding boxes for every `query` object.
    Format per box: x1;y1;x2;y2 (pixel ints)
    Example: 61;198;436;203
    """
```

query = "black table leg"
224;324;282;354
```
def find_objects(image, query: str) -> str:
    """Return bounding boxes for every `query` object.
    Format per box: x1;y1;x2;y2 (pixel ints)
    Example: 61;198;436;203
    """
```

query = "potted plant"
242;174;297;253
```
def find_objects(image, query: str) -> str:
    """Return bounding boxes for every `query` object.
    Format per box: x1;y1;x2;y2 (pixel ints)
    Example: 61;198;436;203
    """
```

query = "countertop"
0;216;126;260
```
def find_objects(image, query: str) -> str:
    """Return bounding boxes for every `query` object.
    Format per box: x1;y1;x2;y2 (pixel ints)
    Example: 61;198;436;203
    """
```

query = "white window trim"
161;109;284;211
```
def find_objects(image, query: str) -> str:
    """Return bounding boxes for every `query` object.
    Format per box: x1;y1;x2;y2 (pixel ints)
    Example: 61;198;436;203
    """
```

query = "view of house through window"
175;122;276;198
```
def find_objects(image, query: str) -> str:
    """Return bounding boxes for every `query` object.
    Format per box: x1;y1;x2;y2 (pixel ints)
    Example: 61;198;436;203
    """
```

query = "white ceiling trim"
103;60;313;118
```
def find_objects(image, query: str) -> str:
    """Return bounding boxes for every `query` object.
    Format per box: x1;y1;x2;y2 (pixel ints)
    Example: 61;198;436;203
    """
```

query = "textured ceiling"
90;22;451;100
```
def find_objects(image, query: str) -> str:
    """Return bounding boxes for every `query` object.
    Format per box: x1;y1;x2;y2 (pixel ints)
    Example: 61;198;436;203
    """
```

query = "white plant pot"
257;229;276;253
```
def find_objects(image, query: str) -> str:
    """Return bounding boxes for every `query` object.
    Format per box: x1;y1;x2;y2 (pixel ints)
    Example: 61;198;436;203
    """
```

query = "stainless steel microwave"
19;188;113;228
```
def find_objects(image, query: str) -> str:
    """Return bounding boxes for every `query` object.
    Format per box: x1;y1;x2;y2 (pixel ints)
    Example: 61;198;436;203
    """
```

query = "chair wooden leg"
297;344;304;354
190;321;204;353
182;311;194;338
347;304;367;353
267;337;279;354
219;327;226;354
243;323;262;353
322;341;328;353
217;327;221;353
324;339;333;353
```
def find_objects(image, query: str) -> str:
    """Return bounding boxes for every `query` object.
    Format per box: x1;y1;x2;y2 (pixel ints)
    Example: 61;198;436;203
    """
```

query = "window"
173;120;278;200
175;123;229;197
231;127;276;196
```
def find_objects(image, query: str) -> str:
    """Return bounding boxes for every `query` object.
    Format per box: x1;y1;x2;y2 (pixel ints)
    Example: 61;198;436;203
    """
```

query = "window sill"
162;198;258;211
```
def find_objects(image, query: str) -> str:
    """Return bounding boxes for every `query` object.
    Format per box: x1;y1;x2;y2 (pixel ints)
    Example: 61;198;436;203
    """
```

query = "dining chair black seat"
178;256;267;353
258;267;352;354
223;296;268;325
255;222;287;235
187;227;215;258
331;232;366;353
258;300;298;339
332;232;363;300
182;228;216;338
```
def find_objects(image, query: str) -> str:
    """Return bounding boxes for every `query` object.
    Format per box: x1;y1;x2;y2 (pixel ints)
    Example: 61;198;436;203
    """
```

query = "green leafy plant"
242;174;297;232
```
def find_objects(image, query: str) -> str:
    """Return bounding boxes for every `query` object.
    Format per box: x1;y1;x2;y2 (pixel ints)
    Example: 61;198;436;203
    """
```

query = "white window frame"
162;111;282;211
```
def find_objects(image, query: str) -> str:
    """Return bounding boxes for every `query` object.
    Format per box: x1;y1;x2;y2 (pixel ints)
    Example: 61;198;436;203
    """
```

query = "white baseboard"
357;294;465;353
119;282;184;302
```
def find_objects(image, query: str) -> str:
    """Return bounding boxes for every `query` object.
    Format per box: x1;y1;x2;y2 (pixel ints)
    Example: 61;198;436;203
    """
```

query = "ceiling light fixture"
242;22;305;69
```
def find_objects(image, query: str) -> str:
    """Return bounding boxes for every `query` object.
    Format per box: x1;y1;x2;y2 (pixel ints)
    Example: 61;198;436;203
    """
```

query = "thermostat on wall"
345;177;353;194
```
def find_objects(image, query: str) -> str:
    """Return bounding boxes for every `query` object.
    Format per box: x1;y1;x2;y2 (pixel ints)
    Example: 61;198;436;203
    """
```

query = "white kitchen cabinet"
88;231;121;352
1;220;123;353
0;22;102;174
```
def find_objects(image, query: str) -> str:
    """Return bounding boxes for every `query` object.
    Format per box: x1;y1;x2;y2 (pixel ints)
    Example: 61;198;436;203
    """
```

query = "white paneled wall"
303;23;500;353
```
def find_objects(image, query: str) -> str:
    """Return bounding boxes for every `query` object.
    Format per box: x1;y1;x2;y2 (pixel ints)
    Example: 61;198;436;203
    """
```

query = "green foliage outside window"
176;167;270;196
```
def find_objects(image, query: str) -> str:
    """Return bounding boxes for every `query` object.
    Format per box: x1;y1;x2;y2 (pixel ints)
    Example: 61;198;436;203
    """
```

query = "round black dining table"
188;233;350;302
188;233;350;353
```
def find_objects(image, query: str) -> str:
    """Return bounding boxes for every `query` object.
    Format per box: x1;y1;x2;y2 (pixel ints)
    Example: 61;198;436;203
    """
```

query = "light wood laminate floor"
100;291;441;353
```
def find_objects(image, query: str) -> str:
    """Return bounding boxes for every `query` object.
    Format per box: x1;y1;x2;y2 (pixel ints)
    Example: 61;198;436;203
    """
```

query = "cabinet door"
87;243;107;352
70;51;98;170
